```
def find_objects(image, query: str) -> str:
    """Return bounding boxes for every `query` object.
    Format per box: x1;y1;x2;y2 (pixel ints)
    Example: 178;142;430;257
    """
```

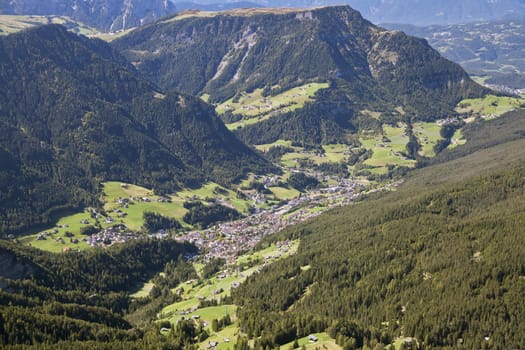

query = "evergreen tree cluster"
231;112;525;349
0;238;199;348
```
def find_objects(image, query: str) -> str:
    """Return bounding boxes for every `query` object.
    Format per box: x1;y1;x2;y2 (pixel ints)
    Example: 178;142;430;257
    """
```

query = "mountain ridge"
113;5;488;146
0;24;272;235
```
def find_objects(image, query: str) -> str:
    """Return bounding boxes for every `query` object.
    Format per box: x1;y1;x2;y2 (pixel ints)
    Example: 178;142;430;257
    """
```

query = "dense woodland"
0;239;199;348
231;110;525;349
0;25;272;235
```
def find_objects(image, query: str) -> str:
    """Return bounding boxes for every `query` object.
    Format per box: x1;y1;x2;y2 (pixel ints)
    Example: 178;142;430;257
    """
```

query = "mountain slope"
231;109;525;349
0;0;176;31
0;25;271;235
113;6;487;145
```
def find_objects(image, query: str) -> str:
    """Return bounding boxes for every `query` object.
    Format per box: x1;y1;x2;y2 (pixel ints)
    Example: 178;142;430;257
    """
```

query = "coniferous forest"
0;4;524;350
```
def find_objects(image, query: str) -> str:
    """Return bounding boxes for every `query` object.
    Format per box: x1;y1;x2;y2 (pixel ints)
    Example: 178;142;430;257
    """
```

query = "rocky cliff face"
1;0;176;31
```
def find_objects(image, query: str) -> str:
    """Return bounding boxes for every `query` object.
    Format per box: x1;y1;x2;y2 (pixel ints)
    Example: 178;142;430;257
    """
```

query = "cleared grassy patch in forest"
360;124;416;172
218;83;329;130
159;241;299;329
456;95;524;117
202;323;238;350
322;144;348;162
413;122;443;157
254;140;298;152
282;332;339;350
131;282;155;298
20;212;99;253
449;129;466;149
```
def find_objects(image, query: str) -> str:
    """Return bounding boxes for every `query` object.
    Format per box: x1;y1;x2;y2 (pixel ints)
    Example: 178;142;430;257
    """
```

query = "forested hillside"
0;239;201;348
230;110;525;349
113;6;487;145
0;25;272;235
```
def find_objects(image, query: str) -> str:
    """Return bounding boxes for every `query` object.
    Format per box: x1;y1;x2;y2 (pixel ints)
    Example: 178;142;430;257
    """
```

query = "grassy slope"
218;83;329;130
361;124;415;170
154;241;300;349
456;94;524;117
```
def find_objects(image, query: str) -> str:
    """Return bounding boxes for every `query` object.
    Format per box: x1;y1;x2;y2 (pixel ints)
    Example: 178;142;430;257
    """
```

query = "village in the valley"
176;176;400;265
30;169;400;262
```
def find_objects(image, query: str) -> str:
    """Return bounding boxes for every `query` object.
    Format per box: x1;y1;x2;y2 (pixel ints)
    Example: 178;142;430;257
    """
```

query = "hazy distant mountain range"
176;0;525;25
0;0;176;31
2;0;525;31
388;18;525;89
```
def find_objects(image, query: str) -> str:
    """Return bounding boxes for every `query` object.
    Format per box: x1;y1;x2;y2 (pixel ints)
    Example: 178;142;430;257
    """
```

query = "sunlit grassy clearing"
200;323;238;350
281;332;339;350
269;186;301;200
278;144;348;168
130;282;154;298
413;122;442;157
161;241;300;321
21;212;97;253
166;305;238;326
219;83;329;129
456;95;524;117
254;140;297;152
361;124;415;169
322;144;348;162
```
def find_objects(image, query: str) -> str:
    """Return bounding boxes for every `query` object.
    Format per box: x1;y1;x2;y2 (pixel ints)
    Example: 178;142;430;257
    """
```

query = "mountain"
387;19;525;90
231;109;525;349
0;24;271;235
0;0;176;31
193;0;525;25
113;6;487;146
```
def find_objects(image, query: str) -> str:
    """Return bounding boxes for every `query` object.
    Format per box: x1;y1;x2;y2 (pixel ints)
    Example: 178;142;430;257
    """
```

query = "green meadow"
217;83;329;130
413;122;443;157
360;124;416;172
448;129;467;149
281;332;340;350
456;95;524;117
157;240;300;341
